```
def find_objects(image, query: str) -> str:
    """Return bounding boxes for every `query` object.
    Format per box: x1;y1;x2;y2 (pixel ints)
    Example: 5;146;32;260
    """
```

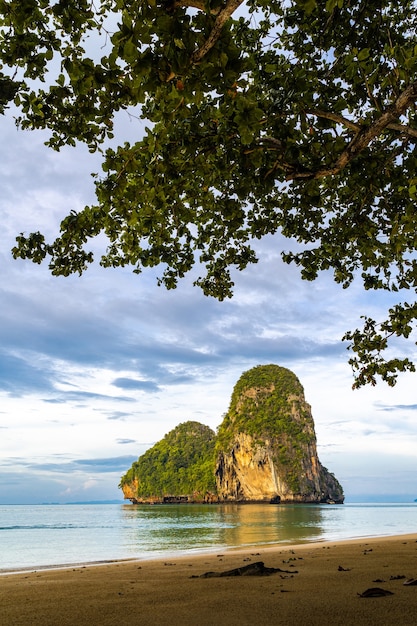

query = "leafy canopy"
1;0;417;387
119;421;217;497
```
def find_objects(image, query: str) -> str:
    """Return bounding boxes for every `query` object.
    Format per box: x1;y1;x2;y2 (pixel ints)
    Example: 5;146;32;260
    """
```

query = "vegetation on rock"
119;421;217;498
215;364;343;500
120;364;343;503
216;364;311;449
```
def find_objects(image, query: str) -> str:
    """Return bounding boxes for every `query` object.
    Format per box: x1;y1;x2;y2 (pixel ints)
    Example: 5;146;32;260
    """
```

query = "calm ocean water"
1;502;417;572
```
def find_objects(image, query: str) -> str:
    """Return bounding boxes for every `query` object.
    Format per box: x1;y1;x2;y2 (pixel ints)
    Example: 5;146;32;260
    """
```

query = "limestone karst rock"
120;364;344;504
119;421;217;503
215;364;344;503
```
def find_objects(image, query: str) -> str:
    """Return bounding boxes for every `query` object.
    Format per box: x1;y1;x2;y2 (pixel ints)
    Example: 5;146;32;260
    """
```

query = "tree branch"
307;108;417;139
306;109;360;132
289;82;417;180
385;122;417;139
191;0;244;63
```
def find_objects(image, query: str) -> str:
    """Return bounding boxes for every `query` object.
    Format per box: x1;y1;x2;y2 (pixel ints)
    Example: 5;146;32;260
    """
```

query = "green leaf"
357;48;370;61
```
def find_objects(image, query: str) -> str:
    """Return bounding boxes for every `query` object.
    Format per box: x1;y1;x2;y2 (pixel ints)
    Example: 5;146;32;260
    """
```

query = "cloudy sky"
1;100;417;505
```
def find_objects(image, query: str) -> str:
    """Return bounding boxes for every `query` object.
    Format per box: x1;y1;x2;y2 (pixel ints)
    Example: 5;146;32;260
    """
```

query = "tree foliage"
119;421;217;497
216;364;316;489
1;0;417;386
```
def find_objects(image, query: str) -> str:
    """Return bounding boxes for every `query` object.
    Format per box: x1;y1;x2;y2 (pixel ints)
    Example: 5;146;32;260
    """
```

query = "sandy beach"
2;534;417;626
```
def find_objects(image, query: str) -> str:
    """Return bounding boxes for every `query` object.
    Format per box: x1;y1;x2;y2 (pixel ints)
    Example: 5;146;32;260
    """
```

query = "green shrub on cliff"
119;421;217;498
216;364;314;450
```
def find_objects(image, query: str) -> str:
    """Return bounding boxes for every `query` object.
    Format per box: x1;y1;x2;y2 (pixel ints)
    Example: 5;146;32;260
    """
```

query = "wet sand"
2;534;417;625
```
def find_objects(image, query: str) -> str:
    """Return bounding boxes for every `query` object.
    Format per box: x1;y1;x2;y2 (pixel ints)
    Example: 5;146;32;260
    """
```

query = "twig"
191;0;245;63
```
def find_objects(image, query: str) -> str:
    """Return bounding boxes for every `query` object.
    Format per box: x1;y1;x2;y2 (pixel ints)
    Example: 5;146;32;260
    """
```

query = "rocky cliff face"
121;478;139;502
215;365;344;503
119;364;344;504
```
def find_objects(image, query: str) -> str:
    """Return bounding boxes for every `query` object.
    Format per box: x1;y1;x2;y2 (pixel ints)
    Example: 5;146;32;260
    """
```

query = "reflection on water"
219;504;325;546
120;503;327;556
2;503;417;570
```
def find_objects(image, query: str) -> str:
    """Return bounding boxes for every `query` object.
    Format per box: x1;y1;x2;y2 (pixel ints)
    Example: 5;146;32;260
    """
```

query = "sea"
1;502;417;573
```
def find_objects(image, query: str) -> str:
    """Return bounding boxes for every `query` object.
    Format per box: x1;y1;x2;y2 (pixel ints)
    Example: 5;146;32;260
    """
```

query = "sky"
1;97;417;505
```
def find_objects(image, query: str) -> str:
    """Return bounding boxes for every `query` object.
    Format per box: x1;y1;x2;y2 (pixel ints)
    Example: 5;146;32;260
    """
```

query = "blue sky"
1;105;417;505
